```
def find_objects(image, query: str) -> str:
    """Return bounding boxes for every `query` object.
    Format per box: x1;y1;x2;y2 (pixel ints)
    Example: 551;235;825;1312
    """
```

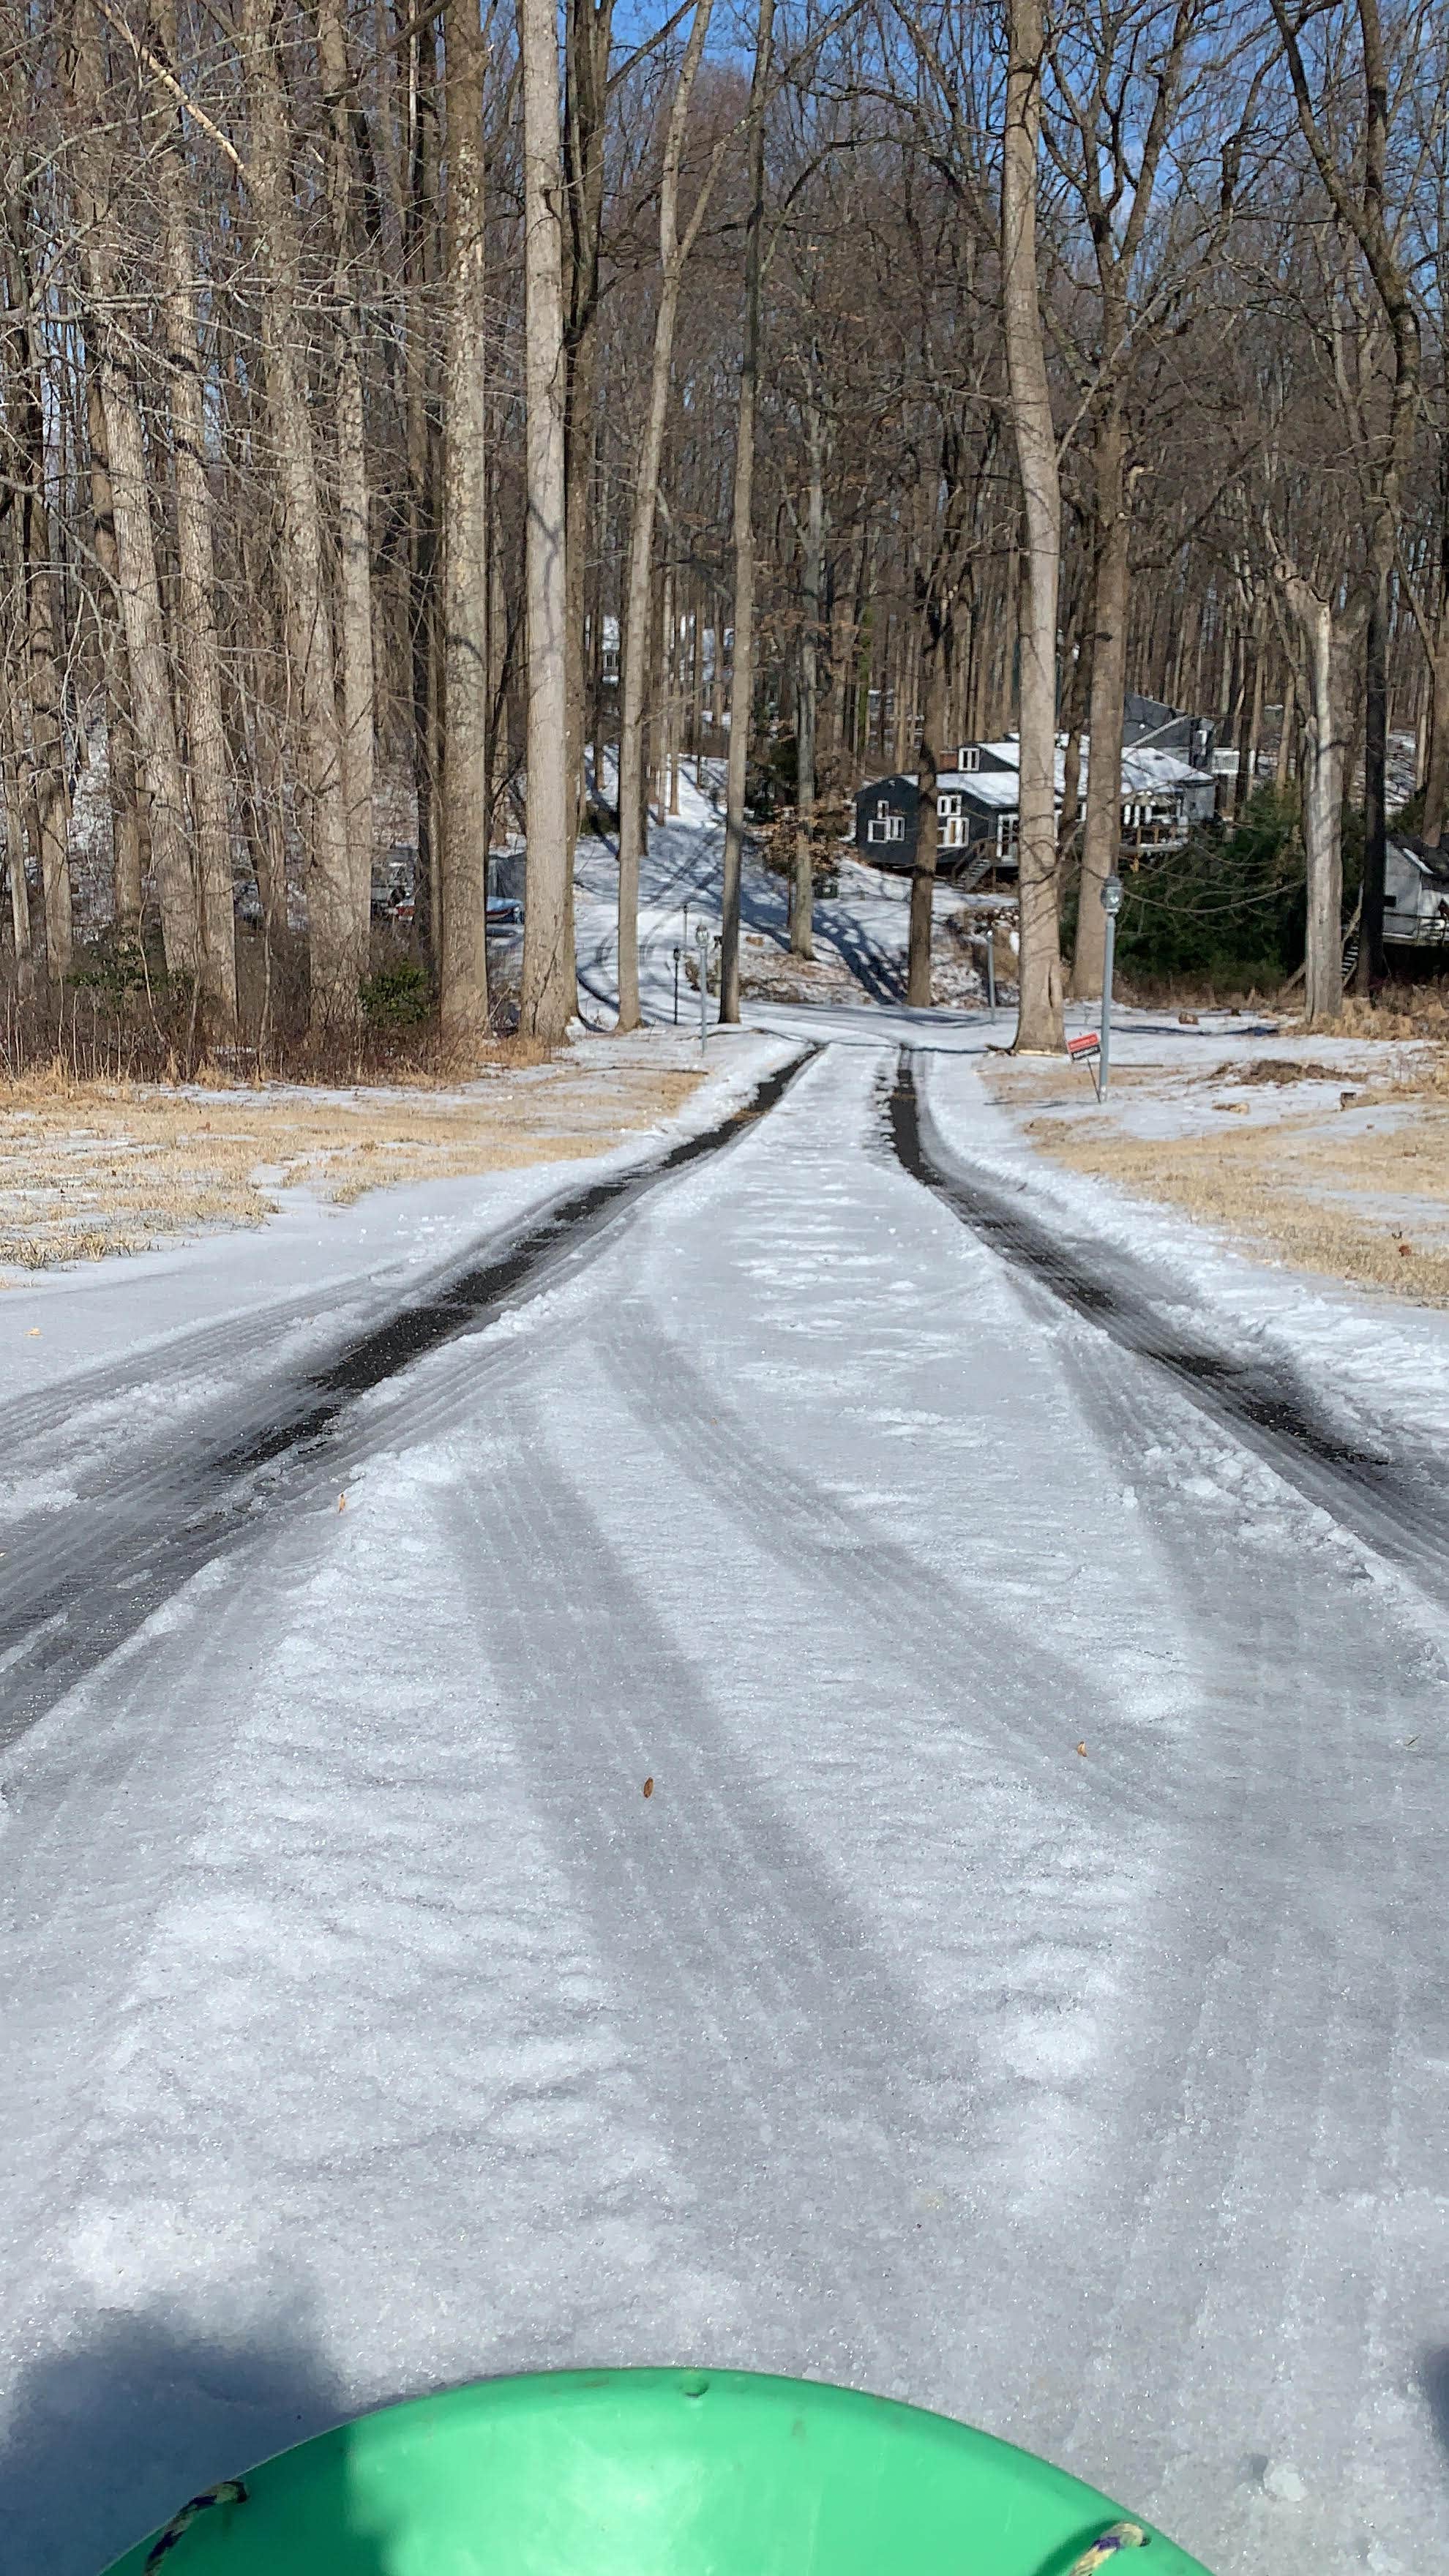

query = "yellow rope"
143;2479;248;2569
1068;2521;1150;2575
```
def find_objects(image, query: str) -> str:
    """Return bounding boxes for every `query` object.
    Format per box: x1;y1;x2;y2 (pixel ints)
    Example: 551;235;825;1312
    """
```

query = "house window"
938;790;967;849
959;746;981;771
866;806;905;845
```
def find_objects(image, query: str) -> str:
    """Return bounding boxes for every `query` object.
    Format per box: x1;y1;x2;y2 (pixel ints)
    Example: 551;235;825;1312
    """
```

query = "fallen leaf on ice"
26;1328;40;1337
337;1492;348;1511
1076;1741;1088;1757
643;1776;654;1798
1399;1242;1412;1257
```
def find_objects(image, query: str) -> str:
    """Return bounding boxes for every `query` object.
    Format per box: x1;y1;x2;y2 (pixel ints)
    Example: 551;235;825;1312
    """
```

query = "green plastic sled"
102;2365;1215;2575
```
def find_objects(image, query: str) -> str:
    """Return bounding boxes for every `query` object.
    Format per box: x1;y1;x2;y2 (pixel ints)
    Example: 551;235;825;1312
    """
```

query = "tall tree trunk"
318;0;378;955
518;0;574;1038
907;637;946;1006
154;0;237;1033
1355;575;1387;992
1003;0;1063;1050
439;0;490;1040
4;197;70;974
1284;583;1351;1027
405;23;442;977
0;602;36;995
13;291;72;980
1232;621;1262;818
239;0;360;1033
791;389;822;959
1274;667;1297;787
1421;456;1449;849
719;0;773;1025
72;11;198;985
83;366;145;935
617;0;717;1030
1071;389;1126;1000
564;0;614;843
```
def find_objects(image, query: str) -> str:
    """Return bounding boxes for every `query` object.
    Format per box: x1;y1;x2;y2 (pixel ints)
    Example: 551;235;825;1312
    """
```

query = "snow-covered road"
4;1012;1449;2576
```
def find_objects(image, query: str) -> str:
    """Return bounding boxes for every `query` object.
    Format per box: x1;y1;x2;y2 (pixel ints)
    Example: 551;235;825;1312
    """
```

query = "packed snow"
4;793;1449;2576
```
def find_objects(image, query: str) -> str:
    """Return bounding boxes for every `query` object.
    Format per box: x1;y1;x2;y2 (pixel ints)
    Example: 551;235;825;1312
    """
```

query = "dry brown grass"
0;1048;704;1270
985;1052;1449;1304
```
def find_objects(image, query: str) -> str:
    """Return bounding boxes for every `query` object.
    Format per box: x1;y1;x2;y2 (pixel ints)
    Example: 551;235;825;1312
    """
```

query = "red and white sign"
1066;1033;1101;1060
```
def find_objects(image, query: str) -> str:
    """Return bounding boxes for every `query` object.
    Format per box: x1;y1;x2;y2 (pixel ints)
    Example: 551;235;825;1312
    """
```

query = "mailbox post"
1099;876;1123;1098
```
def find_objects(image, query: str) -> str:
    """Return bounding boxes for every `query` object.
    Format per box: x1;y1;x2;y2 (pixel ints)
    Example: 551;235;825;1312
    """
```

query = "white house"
1385;836;1449;950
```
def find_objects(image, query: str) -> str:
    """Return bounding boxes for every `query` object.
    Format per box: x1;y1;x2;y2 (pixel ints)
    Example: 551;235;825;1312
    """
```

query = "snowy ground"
4;800;1449;2576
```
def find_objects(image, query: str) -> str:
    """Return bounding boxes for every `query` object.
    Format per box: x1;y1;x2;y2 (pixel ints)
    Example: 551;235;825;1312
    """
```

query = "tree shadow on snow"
0;2294;395;2576
1419;2348;1449;2464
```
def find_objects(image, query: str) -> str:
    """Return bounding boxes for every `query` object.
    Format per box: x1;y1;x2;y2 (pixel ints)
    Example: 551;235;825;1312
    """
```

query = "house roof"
954;737;1211;795
937;768;1021;809
1119;744;1213;793
1388;833;1449;886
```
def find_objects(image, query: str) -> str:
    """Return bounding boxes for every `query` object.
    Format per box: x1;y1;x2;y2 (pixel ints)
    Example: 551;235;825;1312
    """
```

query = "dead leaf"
1399;1242;1412;1257
337;1491;348;1510
1076;1741;1088;1757
643;1776;654;1798
26;1328;40;1337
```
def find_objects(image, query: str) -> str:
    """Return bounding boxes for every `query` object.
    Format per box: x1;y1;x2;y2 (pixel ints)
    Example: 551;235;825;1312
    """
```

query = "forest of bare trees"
2;0;1448;1066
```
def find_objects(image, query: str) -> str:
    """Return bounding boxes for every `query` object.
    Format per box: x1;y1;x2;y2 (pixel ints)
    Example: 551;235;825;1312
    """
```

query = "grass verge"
0;1044;704;1271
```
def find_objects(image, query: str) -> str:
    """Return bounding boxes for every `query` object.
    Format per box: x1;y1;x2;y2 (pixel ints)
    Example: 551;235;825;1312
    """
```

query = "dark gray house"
855;727;1214;874
1121;692;1216;771
854;769;1021;872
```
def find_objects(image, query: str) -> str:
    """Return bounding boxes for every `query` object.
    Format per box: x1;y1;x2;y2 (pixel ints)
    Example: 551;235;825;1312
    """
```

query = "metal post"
985;926;996;1021
673;946;681;1027
1099;875;1123;1100
695;922;711;1051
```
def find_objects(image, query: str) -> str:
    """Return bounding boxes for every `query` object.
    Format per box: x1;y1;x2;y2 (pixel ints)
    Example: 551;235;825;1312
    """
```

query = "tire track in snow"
903;1064;1448;2569
1038;1301;1445;2571
544;1048;1255;2504
891;1052;1449;1605
0;1052;809;1753
451;1397;965;2395
574;1035;1440;2568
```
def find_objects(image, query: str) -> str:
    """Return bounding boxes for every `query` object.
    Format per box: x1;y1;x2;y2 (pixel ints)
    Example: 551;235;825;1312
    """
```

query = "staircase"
953;847;995;896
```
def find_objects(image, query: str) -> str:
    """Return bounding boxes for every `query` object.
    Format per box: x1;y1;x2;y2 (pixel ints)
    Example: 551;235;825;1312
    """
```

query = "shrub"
360;960;432;1027
1100;787;1307;993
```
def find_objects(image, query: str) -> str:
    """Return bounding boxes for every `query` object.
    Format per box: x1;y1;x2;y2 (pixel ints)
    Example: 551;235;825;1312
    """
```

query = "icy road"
3;1021;1449;2576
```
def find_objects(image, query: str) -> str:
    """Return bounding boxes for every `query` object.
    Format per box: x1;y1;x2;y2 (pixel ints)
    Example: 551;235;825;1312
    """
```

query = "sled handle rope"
133;2476;1145;2571
143;2479;248;2569
1066;2521;1150;2573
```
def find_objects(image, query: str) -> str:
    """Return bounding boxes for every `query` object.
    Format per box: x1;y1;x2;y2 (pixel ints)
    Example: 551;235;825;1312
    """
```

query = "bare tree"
719;0;774;1025
1003;0;1065;1050
791;378;823;959
519;0;575;1038
1266;0;1421;1025
238;0;362;1033
440;0;491;1039
318;0;378;956
616;0;722;1032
